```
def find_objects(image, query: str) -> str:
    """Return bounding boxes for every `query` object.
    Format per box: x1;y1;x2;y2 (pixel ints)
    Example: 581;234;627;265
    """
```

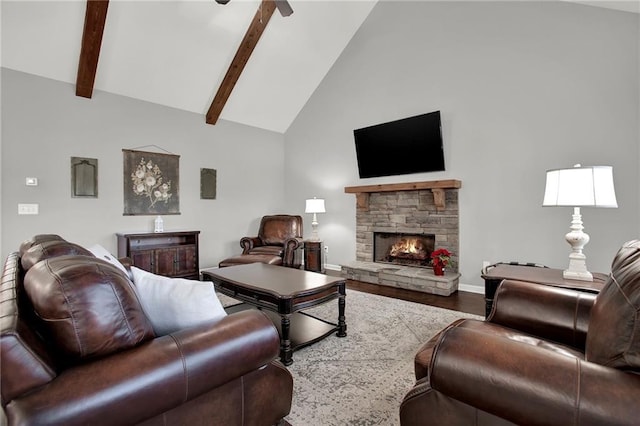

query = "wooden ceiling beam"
76;0;109;98
206;0;277;125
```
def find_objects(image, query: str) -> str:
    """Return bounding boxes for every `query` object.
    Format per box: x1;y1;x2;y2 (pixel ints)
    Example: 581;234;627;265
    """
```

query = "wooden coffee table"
201;263;347;365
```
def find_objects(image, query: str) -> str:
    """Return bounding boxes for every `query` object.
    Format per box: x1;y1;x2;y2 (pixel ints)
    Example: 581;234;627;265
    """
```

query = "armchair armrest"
430;326;640;426
488;279;596;349
282;237;303;268
240;236;262;253
5;310;280;426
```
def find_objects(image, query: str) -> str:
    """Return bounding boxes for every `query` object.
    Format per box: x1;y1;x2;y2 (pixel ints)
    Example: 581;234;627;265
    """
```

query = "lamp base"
563;268;594;282
563;207;593;282
309;215;320;242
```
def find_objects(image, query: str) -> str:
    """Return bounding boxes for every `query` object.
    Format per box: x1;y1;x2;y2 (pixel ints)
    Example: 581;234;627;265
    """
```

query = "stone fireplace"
341;180;461;296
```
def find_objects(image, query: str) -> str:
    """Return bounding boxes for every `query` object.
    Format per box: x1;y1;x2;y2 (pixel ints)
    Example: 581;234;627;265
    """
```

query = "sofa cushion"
23;256;154;363
248;246;284;256
131;267;227;336
21;240;93;271
586;240;640;370
219;254;283;268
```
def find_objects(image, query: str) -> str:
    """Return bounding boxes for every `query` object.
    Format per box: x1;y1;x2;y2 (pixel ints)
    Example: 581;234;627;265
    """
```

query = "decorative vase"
433;264;445;276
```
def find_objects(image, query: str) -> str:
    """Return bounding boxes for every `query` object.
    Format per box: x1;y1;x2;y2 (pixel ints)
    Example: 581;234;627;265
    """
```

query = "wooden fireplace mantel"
344;179;462;211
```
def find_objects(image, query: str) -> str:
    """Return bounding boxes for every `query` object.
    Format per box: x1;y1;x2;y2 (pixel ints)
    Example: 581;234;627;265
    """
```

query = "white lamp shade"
543;165;617;208
305;198;326;213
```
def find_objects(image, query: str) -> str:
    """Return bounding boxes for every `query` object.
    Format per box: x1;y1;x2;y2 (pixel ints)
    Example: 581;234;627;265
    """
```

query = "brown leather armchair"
220;215;304;268
1;235;293;426
400;240;640;426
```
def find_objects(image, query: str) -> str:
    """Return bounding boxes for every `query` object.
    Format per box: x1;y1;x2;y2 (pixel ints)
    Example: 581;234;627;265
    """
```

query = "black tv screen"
353;111;445;178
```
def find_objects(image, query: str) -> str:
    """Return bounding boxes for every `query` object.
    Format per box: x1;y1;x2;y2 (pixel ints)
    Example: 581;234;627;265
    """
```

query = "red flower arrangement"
431;248;452;276
431;248;452;267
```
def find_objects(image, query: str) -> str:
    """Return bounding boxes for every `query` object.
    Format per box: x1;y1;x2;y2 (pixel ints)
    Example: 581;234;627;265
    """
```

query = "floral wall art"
122;149;180;215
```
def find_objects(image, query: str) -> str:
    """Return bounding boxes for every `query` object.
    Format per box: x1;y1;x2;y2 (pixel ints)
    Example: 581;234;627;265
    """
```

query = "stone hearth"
342;180;461;296
342;261;459;296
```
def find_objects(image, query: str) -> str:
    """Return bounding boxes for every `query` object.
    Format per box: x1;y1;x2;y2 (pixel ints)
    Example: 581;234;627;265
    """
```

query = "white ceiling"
2;0;637;133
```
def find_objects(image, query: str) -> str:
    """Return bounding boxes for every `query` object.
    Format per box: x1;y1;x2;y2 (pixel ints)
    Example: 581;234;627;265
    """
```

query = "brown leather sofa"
219;215;303;268
400;240;640;426
1;235;293;426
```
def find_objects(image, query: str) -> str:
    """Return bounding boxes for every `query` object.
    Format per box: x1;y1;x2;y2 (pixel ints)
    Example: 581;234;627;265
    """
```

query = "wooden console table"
482;263;607;318
117;231;200;279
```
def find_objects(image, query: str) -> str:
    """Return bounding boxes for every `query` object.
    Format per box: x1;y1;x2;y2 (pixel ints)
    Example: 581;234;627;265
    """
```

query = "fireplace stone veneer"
342;180;461;296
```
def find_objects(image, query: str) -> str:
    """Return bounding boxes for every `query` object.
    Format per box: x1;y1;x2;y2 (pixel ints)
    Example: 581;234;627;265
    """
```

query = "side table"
304;240;324;273
482;263;607;318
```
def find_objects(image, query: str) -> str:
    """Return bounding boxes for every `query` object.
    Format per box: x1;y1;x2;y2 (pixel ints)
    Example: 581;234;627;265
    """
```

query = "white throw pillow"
87;244;130;277
130;266;227;336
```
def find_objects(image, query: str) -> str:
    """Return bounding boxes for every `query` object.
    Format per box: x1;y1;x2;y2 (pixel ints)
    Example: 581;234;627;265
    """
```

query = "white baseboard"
458;283;484;294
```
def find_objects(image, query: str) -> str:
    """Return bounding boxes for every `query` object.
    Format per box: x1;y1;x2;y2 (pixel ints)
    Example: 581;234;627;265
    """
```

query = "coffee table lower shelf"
225;303;339;356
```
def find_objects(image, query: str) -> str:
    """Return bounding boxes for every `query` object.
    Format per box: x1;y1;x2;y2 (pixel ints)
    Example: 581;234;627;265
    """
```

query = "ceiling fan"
215;0;293;17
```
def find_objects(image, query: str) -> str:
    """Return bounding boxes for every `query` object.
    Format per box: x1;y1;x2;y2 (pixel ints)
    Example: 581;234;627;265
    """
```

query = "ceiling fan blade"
274;0;293;17
215;0;291;16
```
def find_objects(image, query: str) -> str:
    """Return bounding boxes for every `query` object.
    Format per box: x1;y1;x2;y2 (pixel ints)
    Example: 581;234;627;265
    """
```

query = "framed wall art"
71;157;98;198
123;149;180;215
200;168;217;200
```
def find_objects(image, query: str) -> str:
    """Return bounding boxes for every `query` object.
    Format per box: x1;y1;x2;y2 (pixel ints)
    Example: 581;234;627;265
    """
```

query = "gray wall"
284;1;639;290
1;69;286;268
2;2;639;293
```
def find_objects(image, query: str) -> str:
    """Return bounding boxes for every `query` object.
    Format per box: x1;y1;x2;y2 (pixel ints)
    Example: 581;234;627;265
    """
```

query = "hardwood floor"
346;279;485;317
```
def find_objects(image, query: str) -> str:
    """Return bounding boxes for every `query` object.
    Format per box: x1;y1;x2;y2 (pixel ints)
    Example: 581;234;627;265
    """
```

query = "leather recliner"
400;240;640;426
1;235;293;426
220;215;304;269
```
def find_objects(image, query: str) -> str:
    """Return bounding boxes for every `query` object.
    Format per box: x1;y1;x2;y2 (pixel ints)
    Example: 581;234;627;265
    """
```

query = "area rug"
218;289;482;426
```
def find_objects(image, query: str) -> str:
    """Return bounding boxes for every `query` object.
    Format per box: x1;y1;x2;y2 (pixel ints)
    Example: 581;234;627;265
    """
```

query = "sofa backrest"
586;240;640;371
21;239;93;271
258;215;303;246
24;256;155;363
18;234;65;256
1;235;155;408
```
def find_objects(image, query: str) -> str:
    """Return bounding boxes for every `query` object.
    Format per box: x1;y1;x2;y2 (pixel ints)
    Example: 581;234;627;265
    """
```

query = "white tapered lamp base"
563;207;593;282
309;212;320;242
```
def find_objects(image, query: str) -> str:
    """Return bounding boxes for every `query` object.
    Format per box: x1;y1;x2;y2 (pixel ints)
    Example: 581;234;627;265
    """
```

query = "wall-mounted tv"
353;110;445;179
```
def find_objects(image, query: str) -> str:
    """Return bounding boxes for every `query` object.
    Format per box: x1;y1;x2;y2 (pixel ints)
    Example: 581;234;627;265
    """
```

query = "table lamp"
542;164;617;281
305;197;326;242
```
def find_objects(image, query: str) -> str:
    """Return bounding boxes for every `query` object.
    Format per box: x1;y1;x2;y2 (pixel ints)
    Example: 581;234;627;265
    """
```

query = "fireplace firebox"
373;232;435;268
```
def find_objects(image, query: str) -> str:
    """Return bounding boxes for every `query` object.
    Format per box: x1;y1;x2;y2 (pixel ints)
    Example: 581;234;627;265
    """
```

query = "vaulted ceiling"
2;0;377;133
2;1;637;133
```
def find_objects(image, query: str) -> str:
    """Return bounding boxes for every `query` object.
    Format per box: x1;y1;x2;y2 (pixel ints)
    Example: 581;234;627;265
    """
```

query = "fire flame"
389;238;428;258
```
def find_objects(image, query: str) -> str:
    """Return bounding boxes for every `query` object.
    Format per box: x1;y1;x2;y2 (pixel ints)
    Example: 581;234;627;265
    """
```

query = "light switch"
25;177;38;186
18;204;39;215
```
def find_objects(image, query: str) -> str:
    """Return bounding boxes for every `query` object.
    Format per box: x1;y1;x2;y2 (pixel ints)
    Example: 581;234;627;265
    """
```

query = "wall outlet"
482;261;492;274
324;245;329;254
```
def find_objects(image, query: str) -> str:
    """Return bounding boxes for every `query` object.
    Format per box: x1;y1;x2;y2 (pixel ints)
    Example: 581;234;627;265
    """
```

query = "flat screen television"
353;110;445;179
